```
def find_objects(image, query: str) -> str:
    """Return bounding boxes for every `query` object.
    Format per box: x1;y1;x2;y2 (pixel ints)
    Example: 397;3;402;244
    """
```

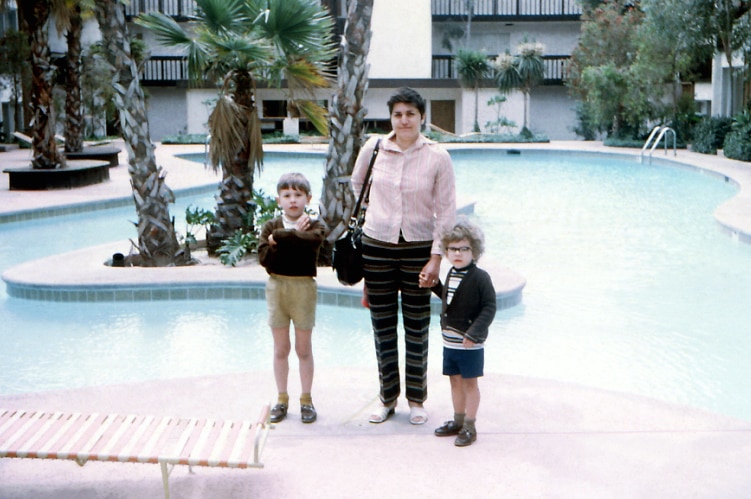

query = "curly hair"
440;216;486;260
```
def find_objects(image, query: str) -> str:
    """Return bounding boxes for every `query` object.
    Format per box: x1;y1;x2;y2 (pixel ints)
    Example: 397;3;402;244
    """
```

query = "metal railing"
431;54;569;83
124;0;197;20
432;0;581;19
640;125;676;164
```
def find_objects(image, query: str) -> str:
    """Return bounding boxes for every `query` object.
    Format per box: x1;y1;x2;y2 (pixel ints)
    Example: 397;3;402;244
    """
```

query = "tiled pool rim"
3;279;524;312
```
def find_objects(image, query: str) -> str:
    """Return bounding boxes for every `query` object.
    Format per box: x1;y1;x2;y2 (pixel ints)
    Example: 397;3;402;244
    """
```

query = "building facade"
5;1;737;143
121;0;584;141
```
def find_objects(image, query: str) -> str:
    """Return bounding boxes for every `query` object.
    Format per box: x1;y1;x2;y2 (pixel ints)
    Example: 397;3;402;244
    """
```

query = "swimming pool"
2;150;751;422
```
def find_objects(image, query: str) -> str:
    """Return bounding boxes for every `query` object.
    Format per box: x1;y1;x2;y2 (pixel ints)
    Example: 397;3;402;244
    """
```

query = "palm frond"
135;13;194;49
195;0;249;34
255;0;336;60
207;94;246;173
208;34;271;69
285;58;333;94
293;100;329;136
246;108;264;175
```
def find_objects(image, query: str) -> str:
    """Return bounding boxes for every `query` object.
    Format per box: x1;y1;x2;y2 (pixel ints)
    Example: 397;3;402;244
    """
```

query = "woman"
351;87;456;425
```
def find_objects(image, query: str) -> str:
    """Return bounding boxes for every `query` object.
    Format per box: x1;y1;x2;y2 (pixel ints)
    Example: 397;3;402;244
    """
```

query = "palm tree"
494;40;545;134
455;48;490;133
93;0;187;267
319;0;374;264
137;0;335;250
18;0;66;169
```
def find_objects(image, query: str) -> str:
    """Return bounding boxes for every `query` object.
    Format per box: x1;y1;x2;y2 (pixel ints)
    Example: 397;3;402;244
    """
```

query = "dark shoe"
454;428;477;447
301;404;317;424
270;403;287;423
434;420;462;437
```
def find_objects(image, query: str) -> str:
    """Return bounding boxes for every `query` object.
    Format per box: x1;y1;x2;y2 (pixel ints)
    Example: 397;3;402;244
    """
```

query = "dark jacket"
258;216;326;277
432;262;496;344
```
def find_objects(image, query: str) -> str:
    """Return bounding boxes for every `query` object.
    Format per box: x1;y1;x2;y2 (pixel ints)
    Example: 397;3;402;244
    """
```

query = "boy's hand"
462;337;476;348
295;214;311;232
268;234;276;246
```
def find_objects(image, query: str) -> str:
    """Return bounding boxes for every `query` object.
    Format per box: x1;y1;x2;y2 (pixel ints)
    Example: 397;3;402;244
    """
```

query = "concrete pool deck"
2;141;751;498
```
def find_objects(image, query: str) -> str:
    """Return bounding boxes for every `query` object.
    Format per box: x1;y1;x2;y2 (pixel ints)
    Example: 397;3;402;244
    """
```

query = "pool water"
2;151;751;422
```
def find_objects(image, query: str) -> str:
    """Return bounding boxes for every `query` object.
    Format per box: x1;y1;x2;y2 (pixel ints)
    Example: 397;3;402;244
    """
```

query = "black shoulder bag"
333;139;381;285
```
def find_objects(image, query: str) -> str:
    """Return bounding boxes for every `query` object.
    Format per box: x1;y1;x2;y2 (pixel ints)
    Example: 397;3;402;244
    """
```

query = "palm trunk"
94;0;186;267
320;0;374;265
20;0;65;170
207;70;260;251
64;4;84;153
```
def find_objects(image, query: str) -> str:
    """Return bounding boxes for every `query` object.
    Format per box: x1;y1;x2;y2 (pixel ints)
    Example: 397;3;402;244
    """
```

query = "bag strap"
350;139;381;229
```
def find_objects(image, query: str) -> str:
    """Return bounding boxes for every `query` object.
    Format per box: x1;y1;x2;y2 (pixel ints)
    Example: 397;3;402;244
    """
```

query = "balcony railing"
140;56;189;85
125;0;198;20
141;54;569;86
432;0;581;20
431;54;569;84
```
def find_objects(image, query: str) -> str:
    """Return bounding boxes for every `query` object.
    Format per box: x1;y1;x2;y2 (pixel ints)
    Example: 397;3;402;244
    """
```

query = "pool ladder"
640;125;676;164
204;134;211;167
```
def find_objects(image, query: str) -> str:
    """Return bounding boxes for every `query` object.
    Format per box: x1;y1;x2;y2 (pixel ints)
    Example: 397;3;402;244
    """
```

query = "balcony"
141;54;569;86
432;0;581;21
124;0;198;21
140;56;189;86
431;54;569;85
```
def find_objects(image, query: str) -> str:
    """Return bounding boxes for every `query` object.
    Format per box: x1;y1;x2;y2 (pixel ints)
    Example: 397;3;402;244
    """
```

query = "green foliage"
161;133;209;144
181;189;280;266
456;49;491;88
252;188;282;228
691;117;733;154
484;94;516;133
573;102;598;140
566;1;645;138
426;131;549;143
217;230;258;266
213;188;280;266
722;111;751;161
183;205;216;245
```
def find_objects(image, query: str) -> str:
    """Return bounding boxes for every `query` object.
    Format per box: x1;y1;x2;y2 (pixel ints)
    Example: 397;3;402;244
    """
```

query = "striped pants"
362;235;432;405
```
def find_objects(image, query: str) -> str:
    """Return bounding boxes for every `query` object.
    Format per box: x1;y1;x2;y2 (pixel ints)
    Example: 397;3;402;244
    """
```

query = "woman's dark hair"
387;87;426;116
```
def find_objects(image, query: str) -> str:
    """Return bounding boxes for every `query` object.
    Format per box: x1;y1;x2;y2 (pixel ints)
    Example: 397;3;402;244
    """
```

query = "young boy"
430;217;496;446
258;173;326;424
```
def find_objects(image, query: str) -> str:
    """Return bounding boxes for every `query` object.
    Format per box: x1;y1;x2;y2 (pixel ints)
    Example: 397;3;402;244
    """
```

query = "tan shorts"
266;274;317;330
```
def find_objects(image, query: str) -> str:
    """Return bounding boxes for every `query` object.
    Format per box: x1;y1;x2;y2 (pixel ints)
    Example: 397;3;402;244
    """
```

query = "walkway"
1;141;751;498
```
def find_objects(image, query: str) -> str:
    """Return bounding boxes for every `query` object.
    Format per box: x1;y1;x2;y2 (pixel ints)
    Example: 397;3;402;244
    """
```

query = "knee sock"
300;393;313;406
463;418;476;432
277;392;289;406
454;413;466;426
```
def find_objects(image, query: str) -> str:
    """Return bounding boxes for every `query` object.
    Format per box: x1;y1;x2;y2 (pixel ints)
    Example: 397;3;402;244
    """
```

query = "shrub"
722;124;751;161
691;117;733;154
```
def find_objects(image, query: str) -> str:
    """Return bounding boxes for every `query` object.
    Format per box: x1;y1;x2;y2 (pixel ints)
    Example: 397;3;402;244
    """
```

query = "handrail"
204;134;211;168
640;126;676;164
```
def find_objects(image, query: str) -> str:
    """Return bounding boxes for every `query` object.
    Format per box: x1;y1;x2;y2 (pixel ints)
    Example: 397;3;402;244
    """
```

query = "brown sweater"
258;216;326;277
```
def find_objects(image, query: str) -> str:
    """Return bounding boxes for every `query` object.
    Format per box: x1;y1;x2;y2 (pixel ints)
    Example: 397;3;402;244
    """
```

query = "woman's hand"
418;254;442;288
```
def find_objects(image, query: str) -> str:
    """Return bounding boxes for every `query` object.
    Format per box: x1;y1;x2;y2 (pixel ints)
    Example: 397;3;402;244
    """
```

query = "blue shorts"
442;347;484;378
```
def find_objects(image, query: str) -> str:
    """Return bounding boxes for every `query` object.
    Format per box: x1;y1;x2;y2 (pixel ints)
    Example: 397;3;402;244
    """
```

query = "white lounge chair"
0;406;272;499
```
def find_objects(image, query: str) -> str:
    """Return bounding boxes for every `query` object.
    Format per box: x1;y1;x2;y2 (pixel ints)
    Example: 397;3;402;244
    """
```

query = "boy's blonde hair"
277;172;311;195
440;216;486;260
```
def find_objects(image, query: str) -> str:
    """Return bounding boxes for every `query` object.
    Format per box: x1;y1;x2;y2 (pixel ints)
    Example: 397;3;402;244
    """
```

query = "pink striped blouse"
351;132;456;255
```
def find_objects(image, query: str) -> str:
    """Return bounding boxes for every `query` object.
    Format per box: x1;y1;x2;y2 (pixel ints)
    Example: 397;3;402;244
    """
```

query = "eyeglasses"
446;246;472;254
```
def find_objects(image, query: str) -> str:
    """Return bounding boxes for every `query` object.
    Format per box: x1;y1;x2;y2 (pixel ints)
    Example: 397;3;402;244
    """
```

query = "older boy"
258;173;326;424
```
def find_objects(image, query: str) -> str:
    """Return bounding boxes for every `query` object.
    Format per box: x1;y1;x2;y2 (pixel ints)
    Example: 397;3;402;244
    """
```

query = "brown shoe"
270;403;287;423
454;428;477;447
301;404;317;424
434;420;462;437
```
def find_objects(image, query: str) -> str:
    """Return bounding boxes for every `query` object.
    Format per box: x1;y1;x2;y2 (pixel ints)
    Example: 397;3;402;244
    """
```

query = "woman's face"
390;102;423;146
